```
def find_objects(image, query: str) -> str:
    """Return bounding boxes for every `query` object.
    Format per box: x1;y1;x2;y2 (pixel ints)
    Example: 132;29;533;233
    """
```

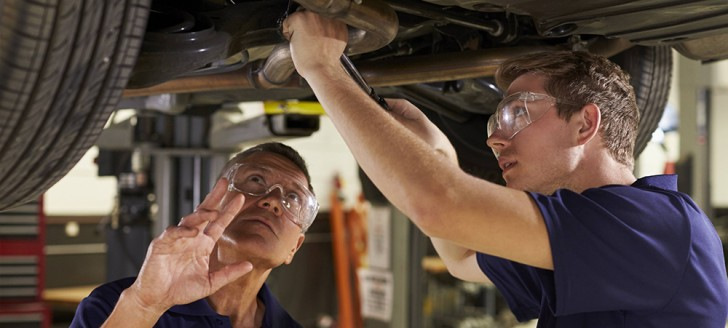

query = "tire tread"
0;0;150;210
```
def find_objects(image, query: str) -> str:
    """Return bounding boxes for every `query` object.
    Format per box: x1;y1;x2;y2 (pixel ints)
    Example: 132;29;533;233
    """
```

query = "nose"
257;187;285;217
486;132;508;158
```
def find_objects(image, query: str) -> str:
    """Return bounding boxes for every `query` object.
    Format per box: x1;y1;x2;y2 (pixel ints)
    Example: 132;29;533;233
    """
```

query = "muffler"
252;0;398;88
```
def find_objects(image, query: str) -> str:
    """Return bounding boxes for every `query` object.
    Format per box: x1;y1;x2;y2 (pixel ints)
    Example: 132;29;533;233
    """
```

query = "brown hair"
495;51;639;168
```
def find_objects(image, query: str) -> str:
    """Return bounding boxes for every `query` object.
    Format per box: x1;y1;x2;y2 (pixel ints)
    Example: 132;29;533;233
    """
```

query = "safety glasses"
487;92;567;140
225;163;319;231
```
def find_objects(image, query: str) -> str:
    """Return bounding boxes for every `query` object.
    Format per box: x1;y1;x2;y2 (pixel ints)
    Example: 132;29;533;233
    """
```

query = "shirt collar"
165;283;287;322
258;283;289;327
632;174;677;191
167;298;219;317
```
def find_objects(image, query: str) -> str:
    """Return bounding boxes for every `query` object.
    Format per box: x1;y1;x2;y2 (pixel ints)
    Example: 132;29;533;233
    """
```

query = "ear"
575;103;601;145
284;234;306;265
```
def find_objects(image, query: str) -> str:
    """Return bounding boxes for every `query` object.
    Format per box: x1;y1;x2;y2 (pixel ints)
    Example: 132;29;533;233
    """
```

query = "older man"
71;142;318;327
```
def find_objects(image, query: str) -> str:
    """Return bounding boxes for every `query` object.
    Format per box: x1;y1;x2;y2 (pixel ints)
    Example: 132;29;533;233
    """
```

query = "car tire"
610;45;673;157
0;0;150;210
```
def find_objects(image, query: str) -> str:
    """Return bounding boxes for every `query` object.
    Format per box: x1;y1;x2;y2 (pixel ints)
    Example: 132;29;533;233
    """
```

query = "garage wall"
44;147;117;215
44;115;360;215
708;62;728;208
676;53;728;210
283;115;362;210
710;86;728;207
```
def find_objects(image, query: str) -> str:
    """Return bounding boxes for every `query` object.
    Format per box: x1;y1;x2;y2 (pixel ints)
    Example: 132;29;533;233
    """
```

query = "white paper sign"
358;268;393;322
367;206;391;270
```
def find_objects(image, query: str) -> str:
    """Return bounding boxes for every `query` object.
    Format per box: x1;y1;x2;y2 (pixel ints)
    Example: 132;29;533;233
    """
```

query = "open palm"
127;179;253;311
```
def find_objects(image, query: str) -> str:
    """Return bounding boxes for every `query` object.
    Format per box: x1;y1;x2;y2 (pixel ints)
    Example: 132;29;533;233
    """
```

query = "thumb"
209;261;254;291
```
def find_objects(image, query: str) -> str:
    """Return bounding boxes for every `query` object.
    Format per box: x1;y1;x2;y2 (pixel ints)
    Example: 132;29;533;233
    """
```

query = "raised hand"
124;178;253;313
283;10;348;79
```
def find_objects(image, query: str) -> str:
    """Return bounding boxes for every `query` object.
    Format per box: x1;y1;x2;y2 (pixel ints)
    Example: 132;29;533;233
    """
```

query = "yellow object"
263;100;325;115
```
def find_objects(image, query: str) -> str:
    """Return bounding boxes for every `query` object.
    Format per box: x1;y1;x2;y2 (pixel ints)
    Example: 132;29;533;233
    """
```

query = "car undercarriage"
2;0;728;209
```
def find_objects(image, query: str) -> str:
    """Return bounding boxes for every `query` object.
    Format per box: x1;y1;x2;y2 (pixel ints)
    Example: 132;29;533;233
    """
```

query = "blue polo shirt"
477;175;728;327
70;277;302;327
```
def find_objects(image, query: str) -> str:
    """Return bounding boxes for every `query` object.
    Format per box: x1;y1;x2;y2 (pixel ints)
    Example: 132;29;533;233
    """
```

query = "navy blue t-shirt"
477;175;728;327
70;277;302;328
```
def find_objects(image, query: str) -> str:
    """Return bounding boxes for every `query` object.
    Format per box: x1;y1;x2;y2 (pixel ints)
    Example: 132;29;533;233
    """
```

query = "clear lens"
487;92;557;140
225;163;319;230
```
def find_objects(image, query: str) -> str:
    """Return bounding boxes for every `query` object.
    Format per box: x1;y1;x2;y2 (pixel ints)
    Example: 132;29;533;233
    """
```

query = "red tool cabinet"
0;197;50;328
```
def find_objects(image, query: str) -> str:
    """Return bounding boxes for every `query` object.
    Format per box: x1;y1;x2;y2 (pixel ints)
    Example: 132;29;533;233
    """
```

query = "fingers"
197;178;229;211
282;10;306;40
202;192;245;240
283;10;348;78
177;179;234;229
280;11;295;40
163;225;199;239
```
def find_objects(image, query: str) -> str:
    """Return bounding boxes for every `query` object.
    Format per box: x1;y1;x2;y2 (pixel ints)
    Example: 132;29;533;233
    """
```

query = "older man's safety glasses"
487;92;571;140
225;163;319;231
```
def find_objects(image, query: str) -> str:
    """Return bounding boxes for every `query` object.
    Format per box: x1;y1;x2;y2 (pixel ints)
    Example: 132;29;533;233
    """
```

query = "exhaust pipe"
253;0;398;88
123;47;556;98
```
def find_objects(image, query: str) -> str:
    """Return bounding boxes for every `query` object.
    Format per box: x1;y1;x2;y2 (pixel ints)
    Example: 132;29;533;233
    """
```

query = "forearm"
287;11;553;270
101;288;166;328
431;237;491;283
304;67;458;225
431;237;472;263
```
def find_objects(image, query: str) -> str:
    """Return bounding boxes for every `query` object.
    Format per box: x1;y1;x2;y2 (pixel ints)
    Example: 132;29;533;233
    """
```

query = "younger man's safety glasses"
487;92;574;140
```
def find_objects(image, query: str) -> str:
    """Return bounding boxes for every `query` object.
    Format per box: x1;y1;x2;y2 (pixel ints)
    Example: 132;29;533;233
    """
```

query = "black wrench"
340;54;391;111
